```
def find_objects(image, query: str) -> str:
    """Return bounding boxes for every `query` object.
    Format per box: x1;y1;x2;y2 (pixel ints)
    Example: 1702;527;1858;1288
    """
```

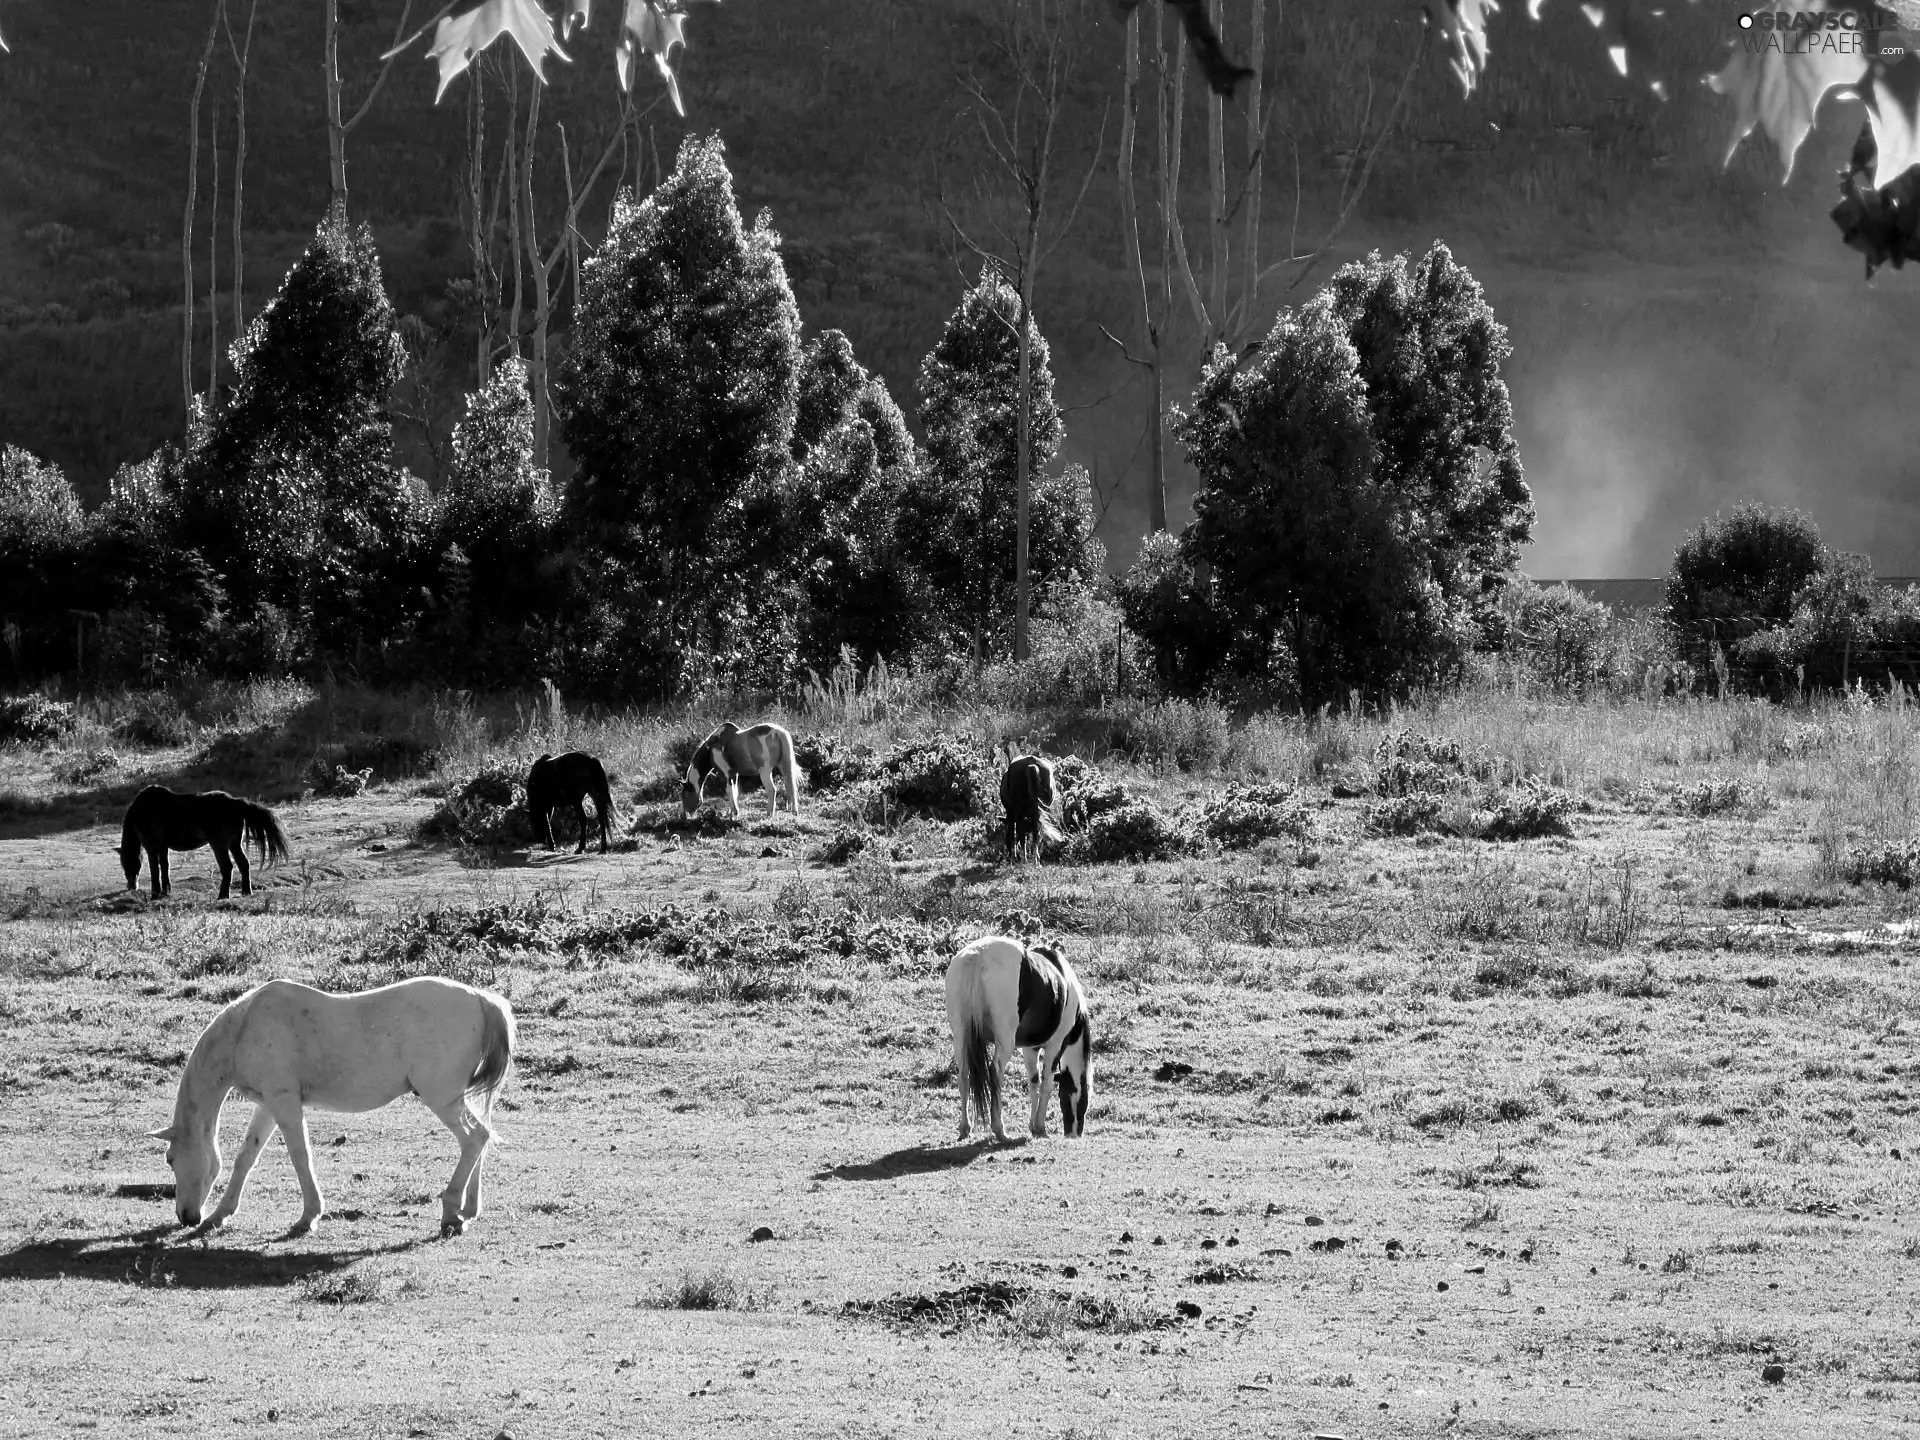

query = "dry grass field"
3;679;1919;1438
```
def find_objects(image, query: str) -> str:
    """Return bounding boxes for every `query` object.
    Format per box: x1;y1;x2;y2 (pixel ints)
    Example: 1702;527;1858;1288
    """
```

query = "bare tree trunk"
1153;8;1176;532
1242;0;1264;319
1206;0;1227;338
521;79;551;466
208;98;221;400
507;60;524;355
324;0;347;220
466;61;491;386
228;0;256;339
1015;281;1033;663
1117;6;1168;535
182;0;219;423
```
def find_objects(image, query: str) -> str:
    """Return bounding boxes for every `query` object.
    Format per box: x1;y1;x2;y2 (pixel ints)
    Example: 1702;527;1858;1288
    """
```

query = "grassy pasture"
3;680;1920;1437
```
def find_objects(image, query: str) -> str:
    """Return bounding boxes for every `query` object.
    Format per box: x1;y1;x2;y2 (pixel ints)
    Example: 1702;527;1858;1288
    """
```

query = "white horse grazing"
944;935;1093;1142
682;720;801;819
148;977;516;1239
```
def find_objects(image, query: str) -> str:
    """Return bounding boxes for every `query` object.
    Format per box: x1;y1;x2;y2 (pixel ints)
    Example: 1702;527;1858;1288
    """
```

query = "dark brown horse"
999;754;1061;860
526;751;615;854
118;785;291;900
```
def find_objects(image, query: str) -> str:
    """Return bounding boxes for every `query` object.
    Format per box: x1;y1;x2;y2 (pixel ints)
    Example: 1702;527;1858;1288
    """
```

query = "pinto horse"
149;977;516;1239
999;753;1063;860
118;785;290;900
526;751;615;854
682;721;801;819
944;935;1093;1142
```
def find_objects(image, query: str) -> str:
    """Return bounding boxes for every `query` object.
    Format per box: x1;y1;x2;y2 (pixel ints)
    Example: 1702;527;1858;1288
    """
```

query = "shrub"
1114;531;1237;699
1371;729;1482;795
1490;578;1616;694
417;760;533;847
1364;793;1445;837
795;733;880;792
816;826;873;864
874;735;993;818
1197;783;1315;849
1076;799;1197;863
1479;780;1575;841
1678;778;1770;816
1847;843;1919;889
113;691;192;748
1052;755;1134;831
0;695;75;745
308;761;373;798
51;748;121;785
1665;504;1825;675
1113;698;1231;773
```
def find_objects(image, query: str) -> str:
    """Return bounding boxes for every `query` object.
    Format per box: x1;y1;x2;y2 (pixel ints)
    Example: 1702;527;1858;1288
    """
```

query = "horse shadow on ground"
811;1141;1010;1183
0;1224;427;1289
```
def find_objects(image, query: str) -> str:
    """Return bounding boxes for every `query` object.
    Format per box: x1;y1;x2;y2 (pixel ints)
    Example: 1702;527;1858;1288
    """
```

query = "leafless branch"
1286;29;1423;296
1098;321;1153;369
344;0;417;134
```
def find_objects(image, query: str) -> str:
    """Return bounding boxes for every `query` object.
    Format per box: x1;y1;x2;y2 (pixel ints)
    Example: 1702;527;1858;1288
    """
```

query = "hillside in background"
1;0;1916;576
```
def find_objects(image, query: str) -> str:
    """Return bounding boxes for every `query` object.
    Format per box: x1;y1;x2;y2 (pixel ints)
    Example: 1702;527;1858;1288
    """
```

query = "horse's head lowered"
116;836;141;891
146;1119;220;1228
1054;1007;1093;1138
680;752;709;818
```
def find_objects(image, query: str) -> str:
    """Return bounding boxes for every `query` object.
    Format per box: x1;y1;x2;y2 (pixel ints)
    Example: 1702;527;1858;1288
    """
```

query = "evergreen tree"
557;133;802;698
176;217;413;662
1177;292;1450;707
86;446;222;682
787;329;921;669
0;446;88;679
436;357;561;679
905;268;1093;663
1166;247;1531;707
1665;503;1826;672
1326;243;1534;616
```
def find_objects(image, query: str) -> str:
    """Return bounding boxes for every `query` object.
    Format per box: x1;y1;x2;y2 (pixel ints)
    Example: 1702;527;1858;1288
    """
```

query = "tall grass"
18;668;1920;864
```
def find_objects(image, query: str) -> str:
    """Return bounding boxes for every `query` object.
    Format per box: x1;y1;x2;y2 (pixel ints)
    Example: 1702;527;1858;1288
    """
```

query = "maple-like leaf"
1860;47;1920;185
1527;1;1682;98
1706;11;1872;182
1422;0;1500;97
388;0;572;104
1832;122;1920;276
616;0;696;116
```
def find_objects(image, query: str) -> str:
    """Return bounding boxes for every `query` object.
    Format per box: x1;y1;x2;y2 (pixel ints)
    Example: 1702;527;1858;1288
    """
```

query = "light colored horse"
148;976;516;1239
682;721;801;819
944;935;1093;1142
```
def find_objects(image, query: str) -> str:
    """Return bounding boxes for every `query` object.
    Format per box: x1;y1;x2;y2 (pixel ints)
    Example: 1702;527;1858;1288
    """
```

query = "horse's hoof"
440;1217;466;1239
288;1216;320;1239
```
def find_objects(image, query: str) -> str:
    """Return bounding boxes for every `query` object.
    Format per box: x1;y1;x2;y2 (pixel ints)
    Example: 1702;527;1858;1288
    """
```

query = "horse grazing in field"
117;785;290;900
526;751;615;854
682;721;800;819
944;935;1093;1142
999;752;1063;860
149;976;516;1239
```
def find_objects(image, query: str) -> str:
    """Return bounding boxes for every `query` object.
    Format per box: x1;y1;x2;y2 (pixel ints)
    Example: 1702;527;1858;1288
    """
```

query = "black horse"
526;751;614;854
117;785;291;900
999;754;1059;860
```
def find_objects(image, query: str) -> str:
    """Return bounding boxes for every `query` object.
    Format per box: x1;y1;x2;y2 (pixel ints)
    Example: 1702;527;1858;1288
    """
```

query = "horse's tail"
466;990;517;1120
239;800;291;868
962;1011;992;1130
592;761;616;832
